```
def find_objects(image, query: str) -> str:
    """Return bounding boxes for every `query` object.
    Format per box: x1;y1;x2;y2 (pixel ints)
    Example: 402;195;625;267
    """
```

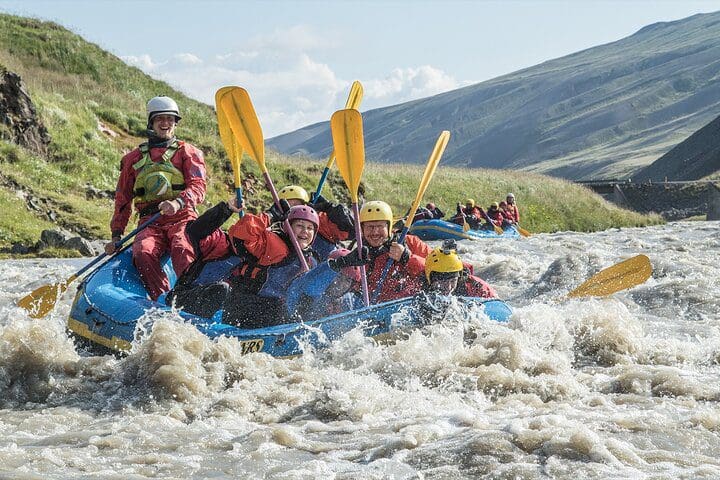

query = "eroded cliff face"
0;69;50;157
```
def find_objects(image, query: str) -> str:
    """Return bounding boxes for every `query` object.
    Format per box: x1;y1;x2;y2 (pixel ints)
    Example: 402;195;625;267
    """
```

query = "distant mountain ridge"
269;12;720;180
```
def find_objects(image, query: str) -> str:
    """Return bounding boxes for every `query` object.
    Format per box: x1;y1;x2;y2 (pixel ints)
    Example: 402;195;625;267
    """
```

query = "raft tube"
409;219;520;241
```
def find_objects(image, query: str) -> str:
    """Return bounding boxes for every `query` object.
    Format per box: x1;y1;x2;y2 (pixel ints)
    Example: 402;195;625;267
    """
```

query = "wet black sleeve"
326;203;355;234
186;201;234;243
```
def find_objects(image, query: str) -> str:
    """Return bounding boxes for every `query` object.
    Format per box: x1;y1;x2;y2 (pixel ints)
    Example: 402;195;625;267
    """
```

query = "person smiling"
105;96;206;300
220;200;321;327
358;200;431;303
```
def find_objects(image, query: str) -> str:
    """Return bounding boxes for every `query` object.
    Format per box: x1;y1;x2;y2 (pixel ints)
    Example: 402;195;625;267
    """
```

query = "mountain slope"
636;113;720;181
269;12;720;180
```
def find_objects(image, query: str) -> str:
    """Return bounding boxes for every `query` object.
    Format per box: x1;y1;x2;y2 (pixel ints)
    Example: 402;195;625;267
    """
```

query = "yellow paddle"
313;80;363;202
17;212;162;318
219;87;310;271
516;225;531;237
372;130;451;303
330;108;370;306
313;81;363;203
215;86;244;217
567;254;652;298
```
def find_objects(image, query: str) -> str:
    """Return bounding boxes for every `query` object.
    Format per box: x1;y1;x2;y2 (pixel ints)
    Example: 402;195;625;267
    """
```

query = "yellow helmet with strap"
425;246;463;282
359;200;393;223
279;185;310;203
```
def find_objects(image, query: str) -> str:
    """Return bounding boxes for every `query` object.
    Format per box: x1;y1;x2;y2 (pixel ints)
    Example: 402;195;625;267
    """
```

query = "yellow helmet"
425;246;463;282
279;185;310;203
359;200;393;223
490;202;499;209
465;198;475;207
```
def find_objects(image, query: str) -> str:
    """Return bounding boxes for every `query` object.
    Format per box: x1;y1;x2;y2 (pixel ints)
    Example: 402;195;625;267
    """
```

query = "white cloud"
121;27;467;137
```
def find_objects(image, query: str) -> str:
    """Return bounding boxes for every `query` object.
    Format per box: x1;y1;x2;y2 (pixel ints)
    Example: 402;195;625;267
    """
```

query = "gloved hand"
311;193;332;212
267;199;291;223
329;246;370;271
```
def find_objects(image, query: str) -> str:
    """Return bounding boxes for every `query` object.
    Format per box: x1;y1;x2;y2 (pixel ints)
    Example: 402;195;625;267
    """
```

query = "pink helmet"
426;202;436;210
328;248;362;282
285;205;319;241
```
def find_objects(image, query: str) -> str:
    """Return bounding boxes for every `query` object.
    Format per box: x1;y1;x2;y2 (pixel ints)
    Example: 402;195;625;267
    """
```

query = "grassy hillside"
0;13;660;256
270;12;720;181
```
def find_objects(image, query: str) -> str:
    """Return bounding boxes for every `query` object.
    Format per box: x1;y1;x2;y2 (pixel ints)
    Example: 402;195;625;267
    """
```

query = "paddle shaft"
350;203;370;306
370;130;449;303
263;170;311;272
79;212;162;278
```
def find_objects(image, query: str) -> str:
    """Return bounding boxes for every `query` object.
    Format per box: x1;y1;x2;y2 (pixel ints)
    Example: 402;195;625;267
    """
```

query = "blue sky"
2;0;720;136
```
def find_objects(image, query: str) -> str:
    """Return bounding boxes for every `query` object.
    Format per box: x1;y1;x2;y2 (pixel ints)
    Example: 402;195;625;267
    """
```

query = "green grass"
0;12;662;255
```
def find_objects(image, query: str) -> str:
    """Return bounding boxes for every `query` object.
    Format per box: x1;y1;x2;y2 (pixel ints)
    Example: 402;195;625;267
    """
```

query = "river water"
0;221;718;479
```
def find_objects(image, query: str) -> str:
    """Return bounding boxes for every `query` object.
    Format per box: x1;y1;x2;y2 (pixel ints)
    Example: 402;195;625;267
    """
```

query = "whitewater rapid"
1;221;718;479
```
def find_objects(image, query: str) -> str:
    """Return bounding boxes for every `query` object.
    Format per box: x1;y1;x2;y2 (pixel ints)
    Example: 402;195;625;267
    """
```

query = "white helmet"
147;96;181;125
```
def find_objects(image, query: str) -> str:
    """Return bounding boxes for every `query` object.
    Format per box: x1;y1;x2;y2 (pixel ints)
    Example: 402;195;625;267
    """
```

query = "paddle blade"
404;130;450;230
344;80;364;109
463;220;471;232
220;87;265;170
215;87;244;185
568;254;652;298
331;109;365;203
517;225;531;237
17;274;77;318
322;81;365;171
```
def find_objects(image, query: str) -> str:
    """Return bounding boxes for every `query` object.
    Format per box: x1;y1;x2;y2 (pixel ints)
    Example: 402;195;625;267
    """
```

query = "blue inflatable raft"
409;219;520;241
67;249;513;357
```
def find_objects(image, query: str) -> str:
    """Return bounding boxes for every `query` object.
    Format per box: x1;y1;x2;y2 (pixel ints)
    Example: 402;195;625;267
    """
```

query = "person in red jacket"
358;200;431;303
505;193;520;223
483;202;505;230
222;202;320;327
271;184;354;260
105;96;206;300
451;198;485;230
423;242;496;298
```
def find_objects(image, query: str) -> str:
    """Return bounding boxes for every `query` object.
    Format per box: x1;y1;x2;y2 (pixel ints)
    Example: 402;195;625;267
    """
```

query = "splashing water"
1;221;719;478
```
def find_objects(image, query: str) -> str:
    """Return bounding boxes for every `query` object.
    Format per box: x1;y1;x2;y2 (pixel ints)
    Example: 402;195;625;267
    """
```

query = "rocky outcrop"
0;69;50;157
613;182;715;220
708;183;720;221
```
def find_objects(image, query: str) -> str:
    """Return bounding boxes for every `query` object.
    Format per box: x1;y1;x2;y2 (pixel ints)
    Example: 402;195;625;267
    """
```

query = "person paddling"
105;96;206;300
357;200;431;303
270;184;355;260
423;241;496;298
221;200;321;327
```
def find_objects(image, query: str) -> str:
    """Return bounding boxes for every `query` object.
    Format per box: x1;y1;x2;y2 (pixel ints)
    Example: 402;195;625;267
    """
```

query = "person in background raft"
505;193;520;224
423;240;496;298
452;198;484;230
285;247;368;321
483;202;505;230
271;185;355;260
358;200;431;303
425;202;445;219
499;201;516;228
105;96;206;300
221;200;321;328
